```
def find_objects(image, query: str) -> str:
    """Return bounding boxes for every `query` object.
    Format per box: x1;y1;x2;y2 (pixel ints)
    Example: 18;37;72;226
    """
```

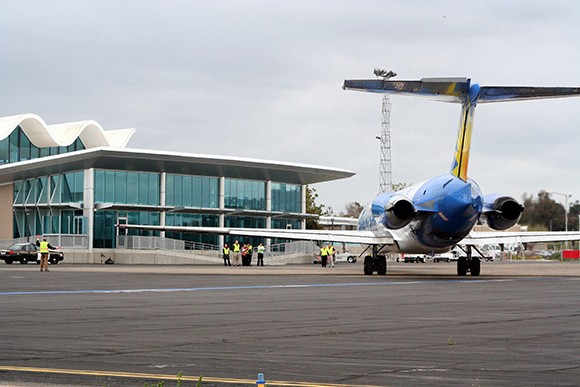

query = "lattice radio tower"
373;68;396;193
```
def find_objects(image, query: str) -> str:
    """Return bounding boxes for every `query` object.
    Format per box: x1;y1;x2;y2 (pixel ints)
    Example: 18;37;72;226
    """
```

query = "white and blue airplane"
120;76;580;276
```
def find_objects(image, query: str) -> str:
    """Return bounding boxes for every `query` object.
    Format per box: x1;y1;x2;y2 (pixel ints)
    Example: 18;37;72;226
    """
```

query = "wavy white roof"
0;113;135;148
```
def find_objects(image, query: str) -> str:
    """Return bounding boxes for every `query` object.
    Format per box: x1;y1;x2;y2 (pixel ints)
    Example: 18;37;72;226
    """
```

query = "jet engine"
481;194;524;230
371;193;416;230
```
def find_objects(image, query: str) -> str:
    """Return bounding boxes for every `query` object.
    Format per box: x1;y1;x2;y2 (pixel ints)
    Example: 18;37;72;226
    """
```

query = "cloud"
1;0;580;212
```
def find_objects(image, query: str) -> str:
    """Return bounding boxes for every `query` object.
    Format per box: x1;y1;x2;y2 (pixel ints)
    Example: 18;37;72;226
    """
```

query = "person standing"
320;245;328;268
328;244;336;268
39;237;55;272
232;240;241;266
35;236;41;263
257;243;265;266
241;243;249;266
222;243;231;266
247;243;253;266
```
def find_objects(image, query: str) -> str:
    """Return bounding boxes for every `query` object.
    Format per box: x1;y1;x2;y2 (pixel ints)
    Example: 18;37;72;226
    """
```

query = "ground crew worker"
223;243;231;266
257;243;265;266
232;240;241;266
39;237;55;272
320;245;328;268
328;244;336;268
247;243;253;266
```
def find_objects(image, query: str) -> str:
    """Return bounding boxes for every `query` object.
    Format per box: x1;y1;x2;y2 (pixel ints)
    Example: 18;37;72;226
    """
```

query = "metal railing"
268;240;318;256
116;236;317;257
117;235;219;252
0;234;88;249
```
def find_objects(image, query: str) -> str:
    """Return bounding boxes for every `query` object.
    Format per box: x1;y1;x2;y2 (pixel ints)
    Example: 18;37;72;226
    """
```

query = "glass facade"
224;178;266;210
165;213;219;245
224;215;267;247
166;174;219;208
12;171;86;238
0;126;85;165
3;123;308;248
94;210;160;248
270;218;303;245
271;183;301;213
94;170;160;205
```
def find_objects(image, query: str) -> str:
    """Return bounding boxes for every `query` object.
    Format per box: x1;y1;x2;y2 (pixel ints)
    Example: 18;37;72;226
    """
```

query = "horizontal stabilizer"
344;78;580;104
478;86;580;103
343;78;470;103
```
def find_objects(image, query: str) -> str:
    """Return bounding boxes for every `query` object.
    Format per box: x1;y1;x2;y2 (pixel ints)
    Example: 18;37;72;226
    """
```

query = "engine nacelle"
481;194;524;230
371;192;416;230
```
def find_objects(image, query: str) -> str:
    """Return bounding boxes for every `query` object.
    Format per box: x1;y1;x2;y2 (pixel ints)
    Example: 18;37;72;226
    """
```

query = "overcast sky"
2;0;580;213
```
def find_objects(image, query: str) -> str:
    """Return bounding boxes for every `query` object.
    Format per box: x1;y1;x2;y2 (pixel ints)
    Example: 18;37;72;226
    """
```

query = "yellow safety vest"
39;241;50;253
223;247;230;255
320;247;327;256
233;243;241;252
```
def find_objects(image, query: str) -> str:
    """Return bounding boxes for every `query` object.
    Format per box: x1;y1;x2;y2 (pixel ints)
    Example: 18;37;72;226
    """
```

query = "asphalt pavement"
0;260;579;386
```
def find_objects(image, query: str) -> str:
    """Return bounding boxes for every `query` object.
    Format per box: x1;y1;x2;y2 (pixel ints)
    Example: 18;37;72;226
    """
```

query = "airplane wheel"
363;255;374;275
376;255;387;276
470;258;480;276
457;257;468;276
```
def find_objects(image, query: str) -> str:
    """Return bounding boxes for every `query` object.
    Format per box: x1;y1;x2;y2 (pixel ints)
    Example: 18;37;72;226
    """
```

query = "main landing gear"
363;246;387;276
457;245;480;276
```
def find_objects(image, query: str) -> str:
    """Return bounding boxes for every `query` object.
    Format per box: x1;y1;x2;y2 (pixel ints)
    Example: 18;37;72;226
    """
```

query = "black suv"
0;243;65;265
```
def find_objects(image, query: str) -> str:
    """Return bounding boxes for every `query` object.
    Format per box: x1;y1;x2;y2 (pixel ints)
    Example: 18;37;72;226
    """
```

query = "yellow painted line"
0;366;384;387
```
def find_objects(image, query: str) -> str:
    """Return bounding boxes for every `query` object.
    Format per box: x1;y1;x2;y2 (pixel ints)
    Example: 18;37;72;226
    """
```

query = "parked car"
432;251;459;263
313;252;358;264
400;254;427;263
0;243;64;265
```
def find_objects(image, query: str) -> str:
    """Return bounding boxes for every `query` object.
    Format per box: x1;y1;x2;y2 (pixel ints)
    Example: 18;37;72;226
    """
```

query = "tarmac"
0;260;579;386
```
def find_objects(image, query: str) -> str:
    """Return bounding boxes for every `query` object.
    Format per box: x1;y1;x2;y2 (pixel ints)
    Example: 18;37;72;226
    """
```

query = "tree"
569;200;580;231
341;202;364;218
305;185;325;229
519;191;567;231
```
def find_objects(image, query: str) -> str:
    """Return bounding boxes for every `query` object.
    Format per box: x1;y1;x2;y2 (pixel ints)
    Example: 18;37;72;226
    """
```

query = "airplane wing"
118;224;395;245
462;231;580;245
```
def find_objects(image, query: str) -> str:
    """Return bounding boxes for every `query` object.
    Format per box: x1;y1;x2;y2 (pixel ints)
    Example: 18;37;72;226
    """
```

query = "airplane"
119;76;580;276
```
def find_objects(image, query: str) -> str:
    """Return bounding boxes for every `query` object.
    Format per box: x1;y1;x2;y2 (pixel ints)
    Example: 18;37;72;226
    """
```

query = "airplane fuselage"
358;174;483;253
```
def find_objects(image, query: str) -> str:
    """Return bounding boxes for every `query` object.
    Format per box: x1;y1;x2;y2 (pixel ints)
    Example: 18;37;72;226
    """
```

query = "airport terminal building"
0;113;354;251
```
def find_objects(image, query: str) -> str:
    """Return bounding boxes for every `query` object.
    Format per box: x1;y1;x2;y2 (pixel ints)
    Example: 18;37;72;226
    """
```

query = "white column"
301;184;307;230
83;168;94;251
160;172;166;238
265;180;272;248
218;176;225;247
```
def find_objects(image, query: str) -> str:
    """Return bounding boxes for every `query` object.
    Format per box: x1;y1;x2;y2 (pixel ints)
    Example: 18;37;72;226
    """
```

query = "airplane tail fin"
343;78;580;181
